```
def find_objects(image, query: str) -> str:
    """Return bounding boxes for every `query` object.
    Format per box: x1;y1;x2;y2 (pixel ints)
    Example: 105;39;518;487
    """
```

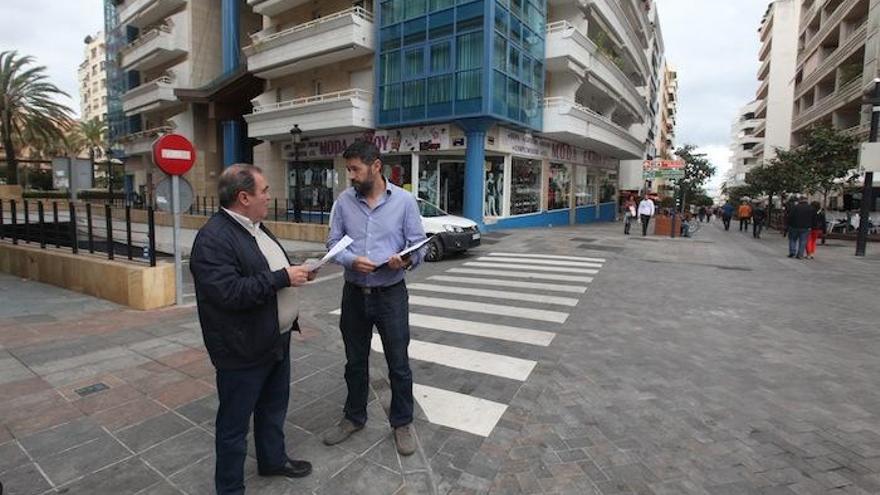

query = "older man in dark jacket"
190;164;315;495
787;196;815;259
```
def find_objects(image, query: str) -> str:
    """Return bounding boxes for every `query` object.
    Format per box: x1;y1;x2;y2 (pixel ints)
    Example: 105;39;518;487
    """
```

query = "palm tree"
0;51;73;185
79;117;107;184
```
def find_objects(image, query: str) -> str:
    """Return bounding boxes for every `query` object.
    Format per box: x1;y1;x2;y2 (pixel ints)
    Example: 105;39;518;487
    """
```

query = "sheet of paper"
396;235;433;258
307;235;353;271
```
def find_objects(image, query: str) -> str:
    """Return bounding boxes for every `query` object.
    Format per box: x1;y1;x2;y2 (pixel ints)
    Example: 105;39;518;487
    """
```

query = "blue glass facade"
376;0;545;131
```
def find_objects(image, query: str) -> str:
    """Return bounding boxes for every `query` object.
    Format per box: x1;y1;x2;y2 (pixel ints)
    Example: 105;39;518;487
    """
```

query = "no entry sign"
153;134;195;176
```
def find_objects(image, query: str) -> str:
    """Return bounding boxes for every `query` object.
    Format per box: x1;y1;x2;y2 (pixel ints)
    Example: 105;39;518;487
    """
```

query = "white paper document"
307;235;353;272
396;235;434;258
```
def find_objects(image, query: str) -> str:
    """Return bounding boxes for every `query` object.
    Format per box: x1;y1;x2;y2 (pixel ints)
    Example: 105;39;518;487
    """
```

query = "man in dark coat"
787;195;815;259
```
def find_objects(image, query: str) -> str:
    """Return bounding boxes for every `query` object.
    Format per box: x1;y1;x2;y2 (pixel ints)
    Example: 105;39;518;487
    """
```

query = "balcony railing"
543;97;643;158
247;0;312;16
120;24;171;56
793;78;862;130
121;76;176;114
118;0;185;29
252;88;372;114
246;88;374;140
797;0;861;66
250;7;373;46
796;21;867;98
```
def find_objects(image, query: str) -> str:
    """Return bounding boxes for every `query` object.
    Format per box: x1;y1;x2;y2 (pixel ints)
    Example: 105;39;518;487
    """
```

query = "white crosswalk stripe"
407;283;579;306
409;313;556;346
327;251;606;437
408;295;569;323
464;261;599;274
371;334;536;380
447;268;594;283
476;256;603;268
427;275;587;294
488;252;607;263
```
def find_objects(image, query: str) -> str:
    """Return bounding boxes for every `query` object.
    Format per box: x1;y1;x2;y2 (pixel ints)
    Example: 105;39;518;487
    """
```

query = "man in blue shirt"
323;140;427;456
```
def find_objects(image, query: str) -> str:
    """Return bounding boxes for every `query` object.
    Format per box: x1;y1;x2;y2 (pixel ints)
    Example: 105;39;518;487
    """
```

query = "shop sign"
284;125;451;159
498;128;615;168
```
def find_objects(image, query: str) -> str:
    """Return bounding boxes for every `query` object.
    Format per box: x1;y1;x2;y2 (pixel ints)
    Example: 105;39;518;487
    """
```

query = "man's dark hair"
342;139;381;165
218;164;263;208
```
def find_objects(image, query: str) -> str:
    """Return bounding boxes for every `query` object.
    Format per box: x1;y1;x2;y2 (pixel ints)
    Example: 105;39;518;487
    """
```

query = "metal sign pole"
172;175;183;305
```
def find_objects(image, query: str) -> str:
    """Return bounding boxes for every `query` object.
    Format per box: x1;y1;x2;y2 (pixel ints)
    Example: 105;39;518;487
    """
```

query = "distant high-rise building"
78;31;108;123
729;101;764;187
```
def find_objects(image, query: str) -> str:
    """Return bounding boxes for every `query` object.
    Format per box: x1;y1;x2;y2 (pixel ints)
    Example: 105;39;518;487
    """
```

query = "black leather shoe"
258;459;312;478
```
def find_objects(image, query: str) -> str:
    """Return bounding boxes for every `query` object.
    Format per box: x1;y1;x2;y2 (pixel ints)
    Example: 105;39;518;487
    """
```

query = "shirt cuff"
336;250;357;269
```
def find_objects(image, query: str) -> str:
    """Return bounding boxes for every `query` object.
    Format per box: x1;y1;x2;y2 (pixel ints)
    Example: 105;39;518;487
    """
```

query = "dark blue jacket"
190;210;296;370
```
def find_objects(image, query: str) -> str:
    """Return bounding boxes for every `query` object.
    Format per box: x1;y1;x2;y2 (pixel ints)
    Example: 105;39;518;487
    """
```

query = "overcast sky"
1;0;770;192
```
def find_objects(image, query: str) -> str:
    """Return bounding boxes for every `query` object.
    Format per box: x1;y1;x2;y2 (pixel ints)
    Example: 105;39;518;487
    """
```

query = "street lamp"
289;125;303;223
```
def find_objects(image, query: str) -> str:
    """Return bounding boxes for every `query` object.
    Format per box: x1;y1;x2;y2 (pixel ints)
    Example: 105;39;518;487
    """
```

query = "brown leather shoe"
322;418;364;446
394;424;416;456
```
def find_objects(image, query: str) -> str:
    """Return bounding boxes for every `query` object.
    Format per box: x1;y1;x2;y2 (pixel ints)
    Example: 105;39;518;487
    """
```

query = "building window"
547;163;570;210
484;158;504;216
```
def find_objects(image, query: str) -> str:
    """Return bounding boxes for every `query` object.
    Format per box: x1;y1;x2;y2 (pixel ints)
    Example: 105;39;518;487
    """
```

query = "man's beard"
352;173;374;195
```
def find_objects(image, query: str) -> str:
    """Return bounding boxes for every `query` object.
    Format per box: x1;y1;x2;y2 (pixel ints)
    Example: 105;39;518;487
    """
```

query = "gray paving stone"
135;480;187;495
0;441;30;474
315;457;403;495
139;428;214;476
54;457;160;494
19;417;104;460
115;412;193;453
0;462;53;495
37;435;130;486
174;394;218;425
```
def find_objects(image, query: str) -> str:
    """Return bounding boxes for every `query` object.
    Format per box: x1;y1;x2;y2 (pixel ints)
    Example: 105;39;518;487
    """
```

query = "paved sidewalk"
0;218;878;494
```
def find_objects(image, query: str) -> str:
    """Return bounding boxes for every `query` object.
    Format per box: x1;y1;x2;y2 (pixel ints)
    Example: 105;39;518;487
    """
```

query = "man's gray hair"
218;164;263;208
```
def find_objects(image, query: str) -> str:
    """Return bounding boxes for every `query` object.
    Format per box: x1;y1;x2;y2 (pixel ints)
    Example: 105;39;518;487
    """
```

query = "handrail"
120;23;172;56
250;7;373;47
796;22;867;98
252;88;372;113
120;125;174;142
797;0;861;65
123;75;173;96
543;97;642;147
545;21;645;113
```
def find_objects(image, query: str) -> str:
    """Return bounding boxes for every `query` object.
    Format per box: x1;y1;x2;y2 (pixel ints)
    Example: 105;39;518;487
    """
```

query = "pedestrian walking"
698;206;707;223
738;201;752;232
323;140;427;456
638;195;655;236
190;164;317;495
623;196;636;235
721;202;734;231
752;202;766;239
805;201;826;259
787;196;814;259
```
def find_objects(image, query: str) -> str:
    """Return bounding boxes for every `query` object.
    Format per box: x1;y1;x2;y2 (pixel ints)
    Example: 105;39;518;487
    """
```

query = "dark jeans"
722;215;731;230
788;228;810;257
640;214;651;236
753;220;763;238
340;281;413;427
215;333;291;495
624;214;632;234
739;218;750;231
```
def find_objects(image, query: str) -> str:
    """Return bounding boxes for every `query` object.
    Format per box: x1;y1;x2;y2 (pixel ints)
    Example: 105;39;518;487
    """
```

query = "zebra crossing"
327;251;606;437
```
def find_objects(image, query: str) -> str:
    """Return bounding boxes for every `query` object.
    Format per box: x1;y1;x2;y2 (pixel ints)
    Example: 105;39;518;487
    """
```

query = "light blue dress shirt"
327;180;427;287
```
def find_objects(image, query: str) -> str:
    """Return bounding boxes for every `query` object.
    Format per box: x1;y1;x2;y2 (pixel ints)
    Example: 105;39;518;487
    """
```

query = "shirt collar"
222;207;261;237
354;177;393;200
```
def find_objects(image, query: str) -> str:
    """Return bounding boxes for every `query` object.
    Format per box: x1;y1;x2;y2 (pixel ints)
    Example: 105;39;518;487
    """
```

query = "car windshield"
418;199;447;218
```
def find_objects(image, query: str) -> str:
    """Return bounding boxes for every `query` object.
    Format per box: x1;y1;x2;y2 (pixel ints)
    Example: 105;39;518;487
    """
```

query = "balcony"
244;7;374;79
795;21;867;98
545;21;646;120
797;0;861;66
755;99;768;119
119;24;185;72
118;0;186;29
586;0;649;77
244;89;373;141
122;76;177;115
753;119;767;137
120;125;174;156
758;55;770;80
541;97;644;159
841;122;870;140
792;77;863;131
247;0;312;16
756;78;769;100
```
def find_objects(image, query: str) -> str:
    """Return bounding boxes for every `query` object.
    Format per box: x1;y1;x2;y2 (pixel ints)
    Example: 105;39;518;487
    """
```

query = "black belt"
347;280;404;295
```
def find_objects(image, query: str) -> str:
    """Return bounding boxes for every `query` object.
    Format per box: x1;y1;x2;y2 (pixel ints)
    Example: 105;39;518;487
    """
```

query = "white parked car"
418;199;481;261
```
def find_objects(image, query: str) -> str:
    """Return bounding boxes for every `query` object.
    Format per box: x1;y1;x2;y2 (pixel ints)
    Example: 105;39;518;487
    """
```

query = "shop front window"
511;158;540;215
575;168;596;206
418;159;439;205
288;160;336;212
600;172;617;203
547;162;570;210
484;157;504;217
382;154;413;192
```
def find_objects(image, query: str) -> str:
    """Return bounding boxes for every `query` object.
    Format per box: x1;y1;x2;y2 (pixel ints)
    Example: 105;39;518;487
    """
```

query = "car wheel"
425;238;444;262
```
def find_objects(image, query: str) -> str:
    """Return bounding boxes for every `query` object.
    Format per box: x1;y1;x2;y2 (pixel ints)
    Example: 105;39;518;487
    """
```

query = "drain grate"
75;383;109;397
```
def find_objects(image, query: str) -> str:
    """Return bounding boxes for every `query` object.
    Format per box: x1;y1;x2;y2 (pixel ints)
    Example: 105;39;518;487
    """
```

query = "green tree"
0;51;73;185
799;124;859;207
79;117;107;184
674;144;716;210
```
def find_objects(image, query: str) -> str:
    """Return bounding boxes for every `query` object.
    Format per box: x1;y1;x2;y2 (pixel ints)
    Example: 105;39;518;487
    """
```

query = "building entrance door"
438;160;465;215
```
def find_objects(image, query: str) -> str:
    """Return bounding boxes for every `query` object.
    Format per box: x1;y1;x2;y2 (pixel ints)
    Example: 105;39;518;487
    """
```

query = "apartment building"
729;100;765;186
78;32;109;124
108;0;665;228
791;0;877;146
751;0;800;166
656;64;677;159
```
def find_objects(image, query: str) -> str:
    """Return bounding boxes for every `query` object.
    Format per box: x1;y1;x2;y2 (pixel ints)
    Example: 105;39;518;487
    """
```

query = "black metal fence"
186;196;331;224
0;199;157;267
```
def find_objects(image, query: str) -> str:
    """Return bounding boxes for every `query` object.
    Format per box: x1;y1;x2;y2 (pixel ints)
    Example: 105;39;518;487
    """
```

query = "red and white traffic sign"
152;134;196;176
